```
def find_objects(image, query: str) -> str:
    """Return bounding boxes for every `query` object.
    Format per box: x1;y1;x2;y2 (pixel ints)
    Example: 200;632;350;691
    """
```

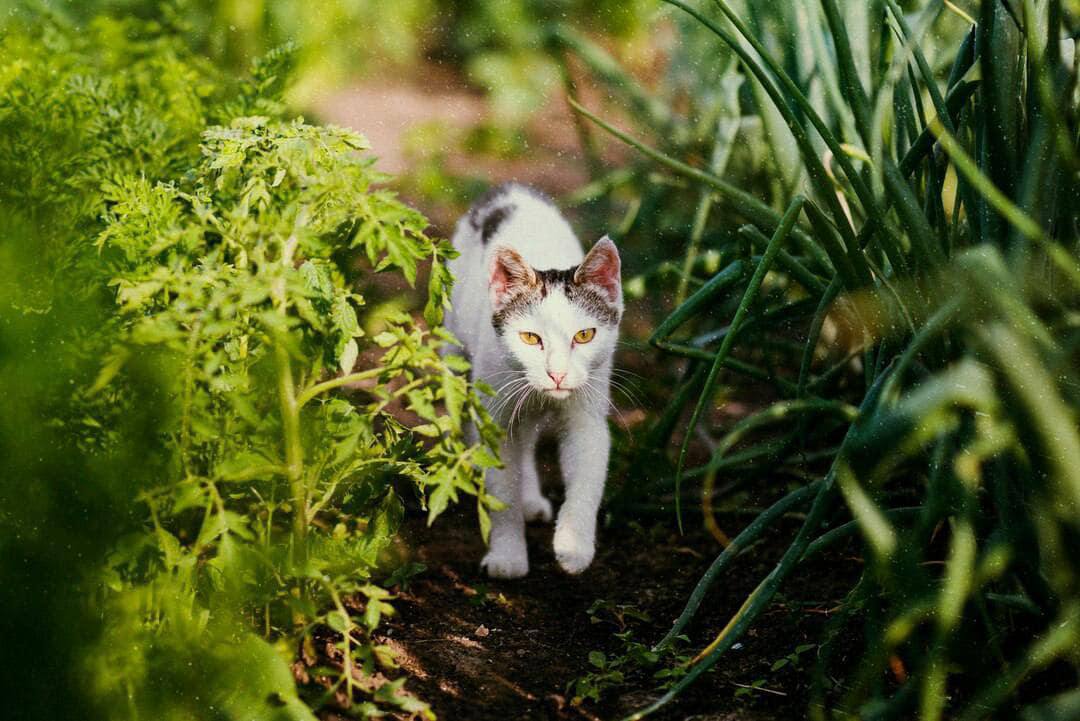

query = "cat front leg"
516;419;552;522
480;437;530;578
553;411;609;574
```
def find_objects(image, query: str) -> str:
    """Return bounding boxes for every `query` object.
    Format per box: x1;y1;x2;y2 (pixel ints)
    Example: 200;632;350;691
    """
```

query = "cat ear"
574;236;622;303
489;245;537;310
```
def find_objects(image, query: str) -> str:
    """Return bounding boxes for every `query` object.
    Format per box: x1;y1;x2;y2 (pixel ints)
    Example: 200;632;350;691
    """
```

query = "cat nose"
547;371;567;387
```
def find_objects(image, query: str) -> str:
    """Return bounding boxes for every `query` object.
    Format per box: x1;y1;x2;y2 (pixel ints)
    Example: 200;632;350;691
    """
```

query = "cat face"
489;237;622;399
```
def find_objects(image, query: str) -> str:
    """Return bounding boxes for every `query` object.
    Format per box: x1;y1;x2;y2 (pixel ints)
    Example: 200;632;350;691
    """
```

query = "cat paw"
522;495;553;523
553;525;595;575
481;546;529;579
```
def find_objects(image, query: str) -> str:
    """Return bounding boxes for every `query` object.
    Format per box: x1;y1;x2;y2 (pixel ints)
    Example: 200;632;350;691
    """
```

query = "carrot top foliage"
1;10;498;720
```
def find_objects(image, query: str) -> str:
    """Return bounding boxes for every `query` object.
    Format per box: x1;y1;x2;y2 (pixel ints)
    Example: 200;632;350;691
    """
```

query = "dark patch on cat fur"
481;205;514;244
535;267;577;298
468;182;555;243
491;288;538;335
492;265;620;335
567;284;621;326
468;184;510;230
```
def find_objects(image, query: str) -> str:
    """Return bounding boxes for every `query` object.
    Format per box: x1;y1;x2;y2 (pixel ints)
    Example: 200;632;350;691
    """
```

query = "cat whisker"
496;380;533;414
607;377;644;408
486;369;528;379
583;379;628;427
491;376;529;396
487;370;528;384
490;379;531;419
507;387;533;440
610;366;645;381
490;379;531;418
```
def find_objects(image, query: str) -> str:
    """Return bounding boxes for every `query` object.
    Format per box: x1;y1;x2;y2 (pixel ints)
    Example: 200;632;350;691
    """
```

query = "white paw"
481;544;529;579
553;525;595;575
522;495;553;523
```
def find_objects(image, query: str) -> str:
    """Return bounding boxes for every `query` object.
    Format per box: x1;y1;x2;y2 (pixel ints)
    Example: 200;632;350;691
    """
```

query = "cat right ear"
489;246;537;310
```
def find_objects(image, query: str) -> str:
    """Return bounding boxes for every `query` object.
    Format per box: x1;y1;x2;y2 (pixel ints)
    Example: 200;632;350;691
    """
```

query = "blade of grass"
678;192;717;305
653;480;823;651
637;368;896;714
819;0;873;143
798;276;844;399
738;225;829;295
567;97;832;272
673;196;806;531
650;260;746;344
977;324;1080;517
802;197;874;287
663;0;861;249
929;116;1080;287
549;24;677;136
956;604;1079;721
884;0;954;134
702;0;941;271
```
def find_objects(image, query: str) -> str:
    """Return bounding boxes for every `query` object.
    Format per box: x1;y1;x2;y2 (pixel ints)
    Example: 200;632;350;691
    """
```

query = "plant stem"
296;367;384;408
272;234;307;563
276;343;306;561
654;480;822;651
674;196;806;530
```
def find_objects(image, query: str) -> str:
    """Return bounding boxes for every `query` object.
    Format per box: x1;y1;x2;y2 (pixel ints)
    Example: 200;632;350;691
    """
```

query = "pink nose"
548;371;567;388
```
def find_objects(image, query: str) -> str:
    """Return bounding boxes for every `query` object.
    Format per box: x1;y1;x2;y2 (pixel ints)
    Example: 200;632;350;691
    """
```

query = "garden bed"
377;490;859;720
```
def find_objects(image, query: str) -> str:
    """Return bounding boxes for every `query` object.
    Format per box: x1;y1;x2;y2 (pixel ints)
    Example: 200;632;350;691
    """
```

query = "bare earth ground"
378;493;856;721
315;64;627;231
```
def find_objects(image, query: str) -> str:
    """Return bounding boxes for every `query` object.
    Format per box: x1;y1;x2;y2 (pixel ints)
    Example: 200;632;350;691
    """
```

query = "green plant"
732;643;815;700
93;111;502;718
770;642;817;673
19;0;657;117
560;1;1080;719
587;597;654;630
568;601;692;706
0;9;499;720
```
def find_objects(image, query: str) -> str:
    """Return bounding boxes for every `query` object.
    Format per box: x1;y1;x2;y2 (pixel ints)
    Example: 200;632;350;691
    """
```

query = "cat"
445;183;623;579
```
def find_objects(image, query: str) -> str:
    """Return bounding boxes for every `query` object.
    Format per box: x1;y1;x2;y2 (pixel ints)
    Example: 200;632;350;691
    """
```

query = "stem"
180;320;202;476
676;192;715;306
276;343;306;560
296;367;383;408
654;480;822;651
272;235;307;563
323;581;358;706
674;196;806;530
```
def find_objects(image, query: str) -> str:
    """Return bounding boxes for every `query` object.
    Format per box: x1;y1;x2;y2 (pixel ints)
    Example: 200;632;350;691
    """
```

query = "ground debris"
384;503;854;720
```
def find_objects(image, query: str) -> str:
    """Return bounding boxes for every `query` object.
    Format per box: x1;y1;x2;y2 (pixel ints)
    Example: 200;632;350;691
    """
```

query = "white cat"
445;183;623;579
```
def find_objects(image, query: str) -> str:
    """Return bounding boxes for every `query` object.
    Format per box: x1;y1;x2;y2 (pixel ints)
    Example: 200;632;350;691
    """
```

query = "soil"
380;490;860;721
315;62;631;232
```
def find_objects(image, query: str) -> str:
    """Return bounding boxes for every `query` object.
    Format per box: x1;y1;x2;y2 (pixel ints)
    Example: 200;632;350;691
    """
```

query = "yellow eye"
519;331;542;346
574;328;596;344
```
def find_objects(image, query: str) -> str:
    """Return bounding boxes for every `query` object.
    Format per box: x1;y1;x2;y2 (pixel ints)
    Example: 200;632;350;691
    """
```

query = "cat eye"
574;328;596;344
519;331;542;346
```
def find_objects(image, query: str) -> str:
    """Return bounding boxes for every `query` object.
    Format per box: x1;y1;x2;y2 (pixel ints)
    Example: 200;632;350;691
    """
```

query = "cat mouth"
544;388;573;399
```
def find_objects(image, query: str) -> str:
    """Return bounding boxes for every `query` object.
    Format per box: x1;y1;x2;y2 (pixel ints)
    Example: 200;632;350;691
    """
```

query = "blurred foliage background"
3;0;1080;720
17;0;653;115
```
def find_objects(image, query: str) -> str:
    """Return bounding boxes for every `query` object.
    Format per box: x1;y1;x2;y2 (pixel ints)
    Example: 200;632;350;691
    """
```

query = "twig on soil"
731;681;788;696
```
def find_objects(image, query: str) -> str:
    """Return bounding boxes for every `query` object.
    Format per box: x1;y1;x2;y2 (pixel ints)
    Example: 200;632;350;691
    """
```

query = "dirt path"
381;496;857;721
315;66;632;233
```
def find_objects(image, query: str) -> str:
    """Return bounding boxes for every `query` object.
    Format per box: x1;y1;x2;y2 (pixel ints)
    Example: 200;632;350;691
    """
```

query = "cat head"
488;237;622;400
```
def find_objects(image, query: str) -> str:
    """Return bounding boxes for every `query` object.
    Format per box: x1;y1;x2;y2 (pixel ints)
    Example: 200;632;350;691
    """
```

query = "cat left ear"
575;236;622;303
489;245;537;311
